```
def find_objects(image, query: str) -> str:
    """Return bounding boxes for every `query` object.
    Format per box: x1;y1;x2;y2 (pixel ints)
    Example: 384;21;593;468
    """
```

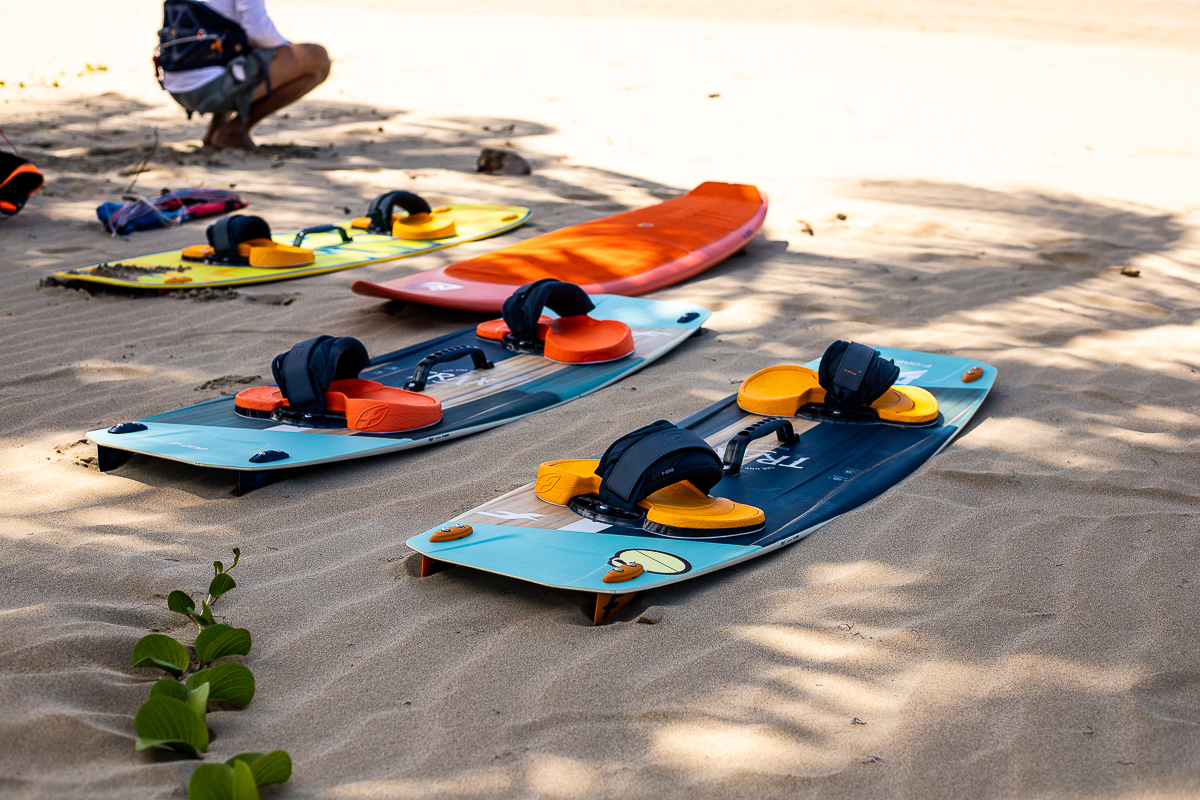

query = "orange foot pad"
476;315;552;342
234;378;442;433
475;314;633;364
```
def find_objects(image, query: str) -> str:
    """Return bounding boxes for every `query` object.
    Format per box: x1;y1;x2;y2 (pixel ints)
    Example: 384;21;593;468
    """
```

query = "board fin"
96;445;130;473
235;470;277;496
420;555;453;577
593;592;637;625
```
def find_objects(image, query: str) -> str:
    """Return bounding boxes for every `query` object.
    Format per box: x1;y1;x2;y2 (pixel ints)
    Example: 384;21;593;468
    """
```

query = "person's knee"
298;43;331;83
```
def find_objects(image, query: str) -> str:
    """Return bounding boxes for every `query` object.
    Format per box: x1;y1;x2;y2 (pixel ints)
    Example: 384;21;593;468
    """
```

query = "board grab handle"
292;224;352;248
404;345;495;391
721;417;799;476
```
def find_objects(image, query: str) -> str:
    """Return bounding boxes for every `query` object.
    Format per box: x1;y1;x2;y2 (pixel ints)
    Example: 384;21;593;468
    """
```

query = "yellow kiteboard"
53;191;530;290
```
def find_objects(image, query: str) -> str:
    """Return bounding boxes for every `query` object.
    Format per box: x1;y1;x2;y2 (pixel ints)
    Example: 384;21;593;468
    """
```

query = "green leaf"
186;663;255;707
231;761;259;799
227;751;291;787
229;548;241;571
168;590;196;616
148;678;188;702
226;753;264;768
134;696;209;756
188;760;261;800
185;680;210;720
251;750;291;786
213;560;224;576
189;601;215;628
131;634;190;677
208;573;236;600
188;764;233;800
194;624;252;664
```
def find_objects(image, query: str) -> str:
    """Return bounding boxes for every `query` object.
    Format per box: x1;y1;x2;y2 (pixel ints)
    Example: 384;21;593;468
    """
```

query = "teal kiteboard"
89;282;710;494
408;343;996;623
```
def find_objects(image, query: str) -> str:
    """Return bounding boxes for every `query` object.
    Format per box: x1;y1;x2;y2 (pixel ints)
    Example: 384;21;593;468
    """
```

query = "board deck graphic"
88;295;710;493
408;348;996;621
53;203;530;290
351;182;767;312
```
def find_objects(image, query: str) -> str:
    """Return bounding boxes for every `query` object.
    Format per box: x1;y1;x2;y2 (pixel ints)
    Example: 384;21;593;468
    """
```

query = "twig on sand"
122;130;160;196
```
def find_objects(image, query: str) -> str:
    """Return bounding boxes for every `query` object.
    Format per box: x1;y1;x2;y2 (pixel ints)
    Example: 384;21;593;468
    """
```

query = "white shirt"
161;0;288;93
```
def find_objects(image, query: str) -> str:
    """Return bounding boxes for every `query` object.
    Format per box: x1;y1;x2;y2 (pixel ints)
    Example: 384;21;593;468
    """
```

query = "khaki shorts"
169;47;275;123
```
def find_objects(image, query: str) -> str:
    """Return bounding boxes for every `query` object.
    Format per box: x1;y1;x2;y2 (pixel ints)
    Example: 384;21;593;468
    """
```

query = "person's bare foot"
208;119;255;150
202;111;232;147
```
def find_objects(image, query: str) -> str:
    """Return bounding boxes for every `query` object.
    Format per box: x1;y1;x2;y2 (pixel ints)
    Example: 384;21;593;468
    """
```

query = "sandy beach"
3;0;1199;797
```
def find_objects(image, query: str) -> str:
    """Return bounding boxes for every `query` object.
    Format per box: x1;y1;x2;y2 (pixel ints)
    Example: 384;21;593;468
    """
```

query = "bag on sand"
96;188;246;235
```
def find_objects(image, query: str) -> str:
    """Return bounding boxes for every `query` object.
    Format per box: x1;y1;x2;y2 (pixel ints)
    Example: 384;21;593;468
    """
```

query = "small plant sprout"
127;549;289;797
189;751;293;800
168;547;240;629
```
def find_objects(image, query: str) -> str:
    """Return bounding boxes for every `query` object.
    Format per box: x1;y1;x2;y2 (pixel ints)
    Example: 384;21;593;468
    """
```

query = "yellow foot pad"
351;212;456;239
182;215;315;268
638;481;764;535
350;191;456;239
535;422;765;537
738;364;939;424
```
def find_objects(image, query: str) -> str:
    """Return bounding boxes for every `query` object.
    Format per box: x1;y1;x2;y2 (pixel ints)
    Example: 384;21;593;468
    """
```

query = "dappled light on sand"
3;0;1200;798
653;718;846;777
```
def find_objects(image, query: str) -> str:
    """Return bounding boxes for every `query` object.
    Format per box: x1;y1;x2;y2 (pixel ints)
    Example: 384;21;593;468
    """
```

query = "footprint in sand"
1039;250;1109;270
72;363;151;383
39;245;94;255
1132;672;1200;725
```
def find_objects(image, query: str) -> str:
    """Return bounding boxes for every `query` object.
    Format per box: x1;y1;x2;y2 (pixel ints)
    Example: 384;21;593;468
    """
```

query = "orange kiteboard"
351;181;766;312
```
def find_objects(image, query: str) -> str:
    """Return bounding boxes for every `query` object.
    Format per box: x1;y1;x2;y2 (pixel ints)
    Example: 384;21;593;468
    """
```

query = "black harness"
155;0;250;81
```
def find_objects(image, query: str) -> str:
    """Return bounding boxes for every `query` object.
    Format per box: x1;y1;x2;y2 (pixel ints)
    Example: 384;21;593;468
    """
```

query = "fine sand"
3;1;1200;797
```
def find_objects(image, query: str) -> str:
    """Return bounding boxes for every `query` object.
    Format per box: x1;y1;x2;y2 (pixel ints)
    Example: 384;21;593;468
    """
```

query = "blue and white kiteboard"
89;295;710;494
408;347;996;623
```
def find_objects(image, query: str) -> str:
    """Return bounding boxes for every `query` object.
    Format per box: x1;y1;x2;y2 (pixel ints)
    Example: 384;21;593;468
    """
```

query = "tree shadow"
5;91;1200;800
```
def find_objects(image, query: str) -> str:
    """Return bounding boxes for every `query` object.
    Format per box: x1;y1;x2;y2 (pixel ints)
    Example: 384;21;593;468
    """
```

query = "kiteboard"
351;181;767;312
53;191;530;290
88;289;710;494
408;345;996;624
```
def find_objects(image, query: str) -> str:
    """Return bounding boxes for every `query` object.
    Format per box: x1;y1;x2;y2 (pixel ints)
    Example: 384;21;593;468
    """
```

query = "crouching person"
156;0;330;149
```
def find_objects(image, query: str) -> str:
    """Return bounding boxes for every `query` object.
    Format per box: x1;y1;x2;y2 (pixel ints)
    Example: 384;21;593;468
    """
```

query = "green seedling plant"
130;549;292;799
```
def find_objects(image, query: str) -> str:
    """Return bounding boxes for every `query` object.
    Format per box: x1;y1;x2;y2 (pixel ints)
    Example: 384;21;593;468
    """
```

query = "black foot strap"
270;335;370;413
817;340;900;409
500;279;595;351
595;420;723;511
364;191;432;235
206;215;272;263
